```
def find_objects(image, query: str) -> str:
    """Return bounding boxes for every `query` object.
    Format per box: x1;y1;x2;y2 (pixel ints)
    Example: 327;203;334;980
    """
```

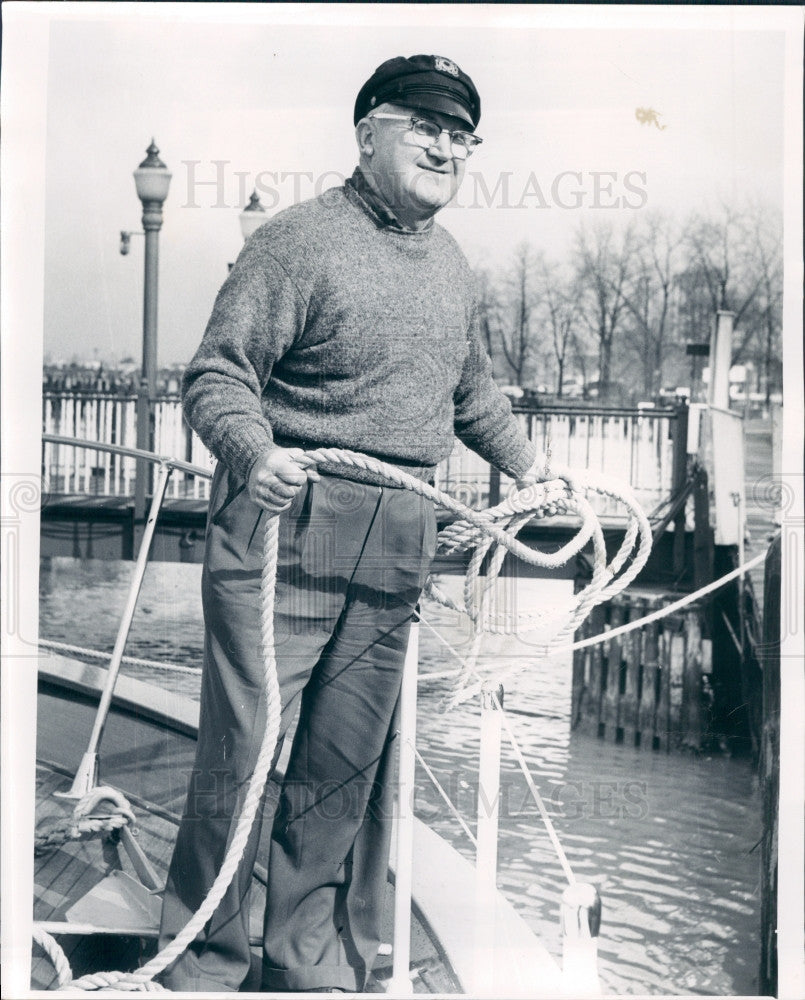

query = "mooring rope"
410;742;478;848
36;447;650;991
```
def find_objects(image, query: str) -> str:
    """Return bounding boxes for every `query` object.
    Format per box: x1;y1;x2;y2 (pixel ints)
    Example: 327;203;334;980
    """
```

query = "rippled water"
39;558;760;995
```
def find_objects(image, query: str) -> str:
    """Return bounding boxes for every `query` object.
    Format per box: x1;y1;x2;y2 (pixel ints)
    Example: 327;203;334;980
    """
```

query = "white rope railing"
38;639;202;677
36;446;651;991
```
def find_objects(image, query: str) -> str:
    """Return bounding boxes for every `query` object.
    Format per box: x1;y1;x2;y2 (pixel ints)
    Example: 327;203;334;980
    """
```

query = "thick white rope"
33;927;77;989
38;448;649;991
38;639;201;676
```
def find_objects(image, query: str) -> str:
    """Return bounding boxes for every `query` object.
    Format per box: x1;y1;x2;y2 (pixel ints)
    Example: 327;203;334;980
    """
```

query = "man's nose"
429;131;453;161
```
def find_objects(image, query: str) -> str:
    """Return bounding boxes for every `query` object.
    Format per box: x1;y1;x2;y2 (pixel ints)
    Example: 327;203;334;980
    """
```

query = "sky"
38;6;789;367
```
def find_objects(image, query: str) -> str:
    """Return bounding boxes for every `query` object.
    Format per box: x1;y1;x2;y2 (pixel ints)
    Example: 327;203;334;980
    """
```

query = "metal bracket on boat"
118;826;163;893
59;816;166;937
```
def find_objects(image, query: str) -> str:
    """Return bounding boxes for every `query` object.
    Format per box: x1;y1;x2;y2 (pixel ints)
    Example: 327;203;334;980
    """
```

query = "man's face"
366;104;469;222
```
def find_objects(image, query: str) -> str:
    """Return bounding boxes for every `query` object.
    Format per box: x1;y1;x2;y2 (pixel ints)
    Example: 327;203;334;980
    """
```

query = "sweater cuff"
502;438;538;481
220;420;274;482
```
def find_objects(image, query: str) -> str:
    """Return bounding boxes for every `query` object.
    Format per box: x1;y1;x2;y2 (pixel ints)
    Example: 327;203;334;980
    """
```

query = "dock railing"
43;392;682;519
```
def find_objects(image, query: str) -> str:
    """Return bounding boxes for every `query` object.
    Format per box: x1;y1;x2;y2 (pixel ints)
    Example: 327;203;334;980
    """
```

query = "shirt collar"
345;168;433;235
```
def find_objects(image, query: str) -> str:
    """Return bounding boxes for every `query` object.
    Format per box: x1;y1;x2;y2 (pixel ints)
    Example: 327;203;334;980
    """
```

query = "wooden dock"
571;592;711;752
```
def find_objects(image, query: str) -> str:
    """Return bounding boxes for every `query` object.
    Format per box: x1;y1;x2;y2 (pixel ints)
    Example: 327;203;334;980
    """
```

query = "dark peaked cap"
354;55;481;129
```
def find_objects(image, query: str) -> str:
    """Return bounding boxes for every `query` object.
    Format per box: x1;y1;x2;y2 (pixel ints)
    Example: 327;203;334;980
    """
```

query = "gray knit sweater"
182;172;536;484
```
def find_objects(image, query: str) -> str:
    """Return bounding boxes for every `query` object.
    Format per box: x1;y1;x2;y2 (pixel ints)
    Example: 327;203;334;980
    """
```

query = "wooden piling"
603;598;625;739
620;598;642;746
587;604;606;735
681;614;703;750
572;591;712;752
668;622;686;746
655;624;672;751
571;645;586;730
638;607;660;748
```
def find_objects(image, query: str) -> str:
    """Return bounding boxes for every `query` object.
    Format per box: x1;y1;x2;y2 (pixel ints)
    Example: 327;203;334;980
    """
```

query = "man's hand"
247;447;320;515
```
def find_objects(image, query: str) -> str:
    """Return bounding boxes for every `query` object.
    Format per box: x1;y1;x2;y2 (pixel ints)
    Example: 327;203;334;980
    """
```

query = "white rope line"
410;741;477;848
38;638;201;676
33;926;79;989
39;447;650;991
491;689;576;886
560;547;769;653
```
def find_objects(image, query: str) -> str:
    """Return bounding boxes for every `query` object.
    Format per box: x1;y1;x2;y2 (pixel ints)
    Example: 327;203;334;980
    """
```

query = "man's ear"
355;119;374;157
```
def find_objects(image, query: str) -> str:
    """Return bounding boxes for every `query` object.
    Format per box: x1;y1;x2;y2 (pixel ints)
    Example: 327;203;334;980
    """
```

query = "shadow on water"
38;556;760;996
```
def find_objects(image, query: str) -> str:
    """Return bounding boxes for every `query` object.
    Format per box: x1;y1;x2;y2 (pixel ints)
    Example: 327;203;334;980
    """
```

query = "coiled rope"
35;447;650;991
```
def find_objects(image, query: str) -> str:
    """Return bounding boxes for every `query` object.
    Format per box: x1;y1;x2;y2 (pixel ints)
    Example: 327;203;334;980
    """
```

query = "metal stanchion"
56;464;172;799
389;618;420;995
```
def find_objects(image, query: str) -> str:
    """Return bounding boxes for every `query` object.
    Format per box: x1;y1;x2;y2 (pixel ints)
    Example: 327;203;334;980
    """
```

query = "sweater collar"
345;168;433;235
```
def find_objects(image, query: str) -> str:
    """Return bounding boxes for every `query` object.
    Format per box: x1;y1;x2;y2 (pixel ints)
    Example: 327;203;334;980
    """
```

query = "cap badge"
434;56;460;77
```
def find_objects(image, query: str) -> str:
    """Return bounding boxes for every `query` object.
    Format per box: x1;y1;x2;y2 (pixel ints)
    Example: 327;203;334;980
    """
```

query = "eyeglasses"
367;113;483;160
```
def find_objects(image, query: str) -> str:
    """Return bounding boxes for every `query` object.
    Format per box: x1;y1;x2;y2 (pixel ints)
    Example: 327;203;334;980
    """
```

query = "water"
38;558;761;996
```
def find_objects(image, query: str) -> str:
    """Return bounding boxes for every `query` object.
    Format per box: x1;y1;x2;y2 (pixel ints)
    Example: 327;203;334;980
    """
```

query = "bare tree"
473;265;499;361
618;213;684;398
752;211;784;403
477;243;541;387
535;258;578;397
684;204;766;359
501;242;540;386
573;222;635;401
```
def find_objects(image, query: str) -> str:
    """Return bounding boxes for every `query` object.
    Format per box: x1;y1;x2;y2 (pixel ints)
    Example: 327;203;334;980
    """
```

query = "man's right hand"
247;447;321;515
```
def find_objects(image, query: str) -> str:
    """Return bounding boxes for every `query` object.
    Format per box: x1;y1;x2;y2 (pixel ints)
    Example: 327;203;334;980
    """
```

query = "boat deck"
33;668;458;993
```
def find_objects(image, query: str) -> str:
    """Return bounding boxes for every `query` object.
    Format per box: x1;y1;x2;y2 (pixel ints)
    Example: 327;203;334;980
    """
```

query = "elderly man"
159;54;537;993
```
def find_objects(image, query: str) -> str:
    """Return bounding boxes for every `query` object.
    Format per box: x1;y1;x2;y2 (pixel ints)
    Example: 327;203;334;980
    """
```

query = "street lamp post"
132;140;171;436
122;140;170;520
228;190;267;272
239;189;267;241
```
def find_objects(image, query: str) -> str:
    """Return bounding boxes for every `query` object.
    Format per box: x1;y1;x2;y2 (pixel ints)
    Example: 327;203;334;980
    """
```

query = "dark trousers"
158;466;435;992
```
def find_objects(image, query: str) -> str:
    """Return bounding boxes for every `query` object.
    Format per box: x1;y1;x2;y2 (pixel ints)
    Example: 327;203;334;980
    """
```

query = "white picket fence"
42;394;678;518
